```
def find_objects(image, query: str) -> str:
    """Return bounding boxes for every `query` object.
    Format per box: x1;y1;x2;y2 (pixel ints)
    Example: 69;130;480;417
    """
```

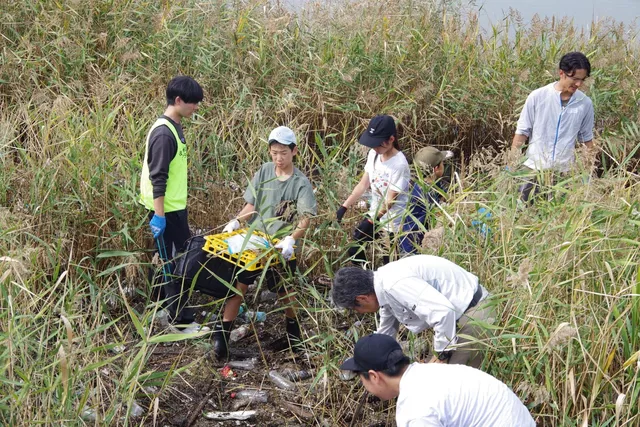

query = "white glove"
275;236;295;260
222;219;240;233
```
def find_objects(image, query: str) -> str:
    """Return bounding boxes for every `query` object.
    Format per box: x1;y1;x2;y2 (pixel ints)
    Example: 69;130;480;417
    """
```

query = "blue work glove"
149;214;166;238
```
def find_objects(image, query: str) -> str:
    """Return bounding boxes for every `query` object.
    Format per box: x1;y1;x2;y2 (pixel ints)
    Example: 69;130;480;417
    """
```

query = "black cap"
358;115;397;148
340;334;406;372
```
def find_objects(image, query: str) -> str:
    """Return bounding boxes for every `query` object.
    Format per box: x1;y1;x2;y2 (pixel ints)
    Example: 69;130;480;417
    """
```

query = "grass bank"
0;0;639;425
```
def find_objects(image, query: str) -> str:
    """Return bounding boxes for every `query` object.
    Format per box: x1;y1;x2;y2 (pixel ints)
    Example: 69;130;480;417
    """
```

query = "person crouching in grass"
398;146;453;254
213;126;317;359
332;254;494;368
340;334;536;426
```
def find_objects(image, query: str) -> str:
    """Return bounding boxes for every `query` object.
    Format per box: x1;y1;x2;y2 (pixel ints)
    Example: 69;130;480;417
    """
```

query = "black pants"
148;209;193;323
236;259;297;293
347;217;394;266
517;169;567;204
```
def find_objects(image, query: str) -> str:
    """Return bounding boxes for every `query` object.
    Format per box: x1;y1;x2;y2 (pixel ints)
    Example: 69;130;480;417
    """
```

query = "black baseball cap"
340;334;408;372
358;115;397;148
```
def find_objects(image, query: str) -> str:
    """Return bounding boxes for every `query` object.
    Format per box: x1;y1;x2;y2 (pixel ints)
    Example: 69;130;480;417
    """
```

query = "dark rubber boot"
212;321;233;360
286;317;303;353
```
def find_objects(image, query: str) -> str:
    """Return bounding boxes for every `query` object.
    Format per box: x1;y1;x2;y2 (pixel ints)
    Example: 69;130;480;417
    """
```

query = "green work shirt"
243;162;317;236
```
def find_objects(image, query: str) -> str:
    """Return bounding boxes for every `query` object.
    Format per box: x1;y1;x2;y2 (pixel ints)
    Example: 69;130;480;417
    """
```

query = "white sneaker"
179;322;211;335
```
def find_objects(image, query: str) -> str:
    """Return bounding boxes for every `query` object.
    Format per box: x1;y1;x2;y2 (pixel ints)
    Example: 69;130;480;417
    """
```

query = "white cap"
268;126;297;146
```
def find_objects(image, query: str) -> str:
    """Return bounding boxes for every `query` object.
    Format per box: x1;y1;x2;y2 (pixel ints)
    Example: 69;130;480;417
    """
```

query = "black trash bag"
159;235;240;321
172;235;238;300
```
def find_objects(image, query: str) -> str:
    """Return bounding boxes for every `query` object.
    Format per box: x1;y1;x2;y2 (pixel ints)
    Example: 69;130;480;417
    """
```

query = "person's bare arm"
291;216;310;240
341;173;370;208
235;203;256;222
374;189;400;219
153;196;165;216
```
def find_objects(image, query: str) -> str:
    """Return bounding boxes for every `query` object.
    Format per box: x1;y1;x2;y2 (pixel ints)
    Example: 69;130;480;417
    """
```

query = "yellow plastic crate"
202;229;294;271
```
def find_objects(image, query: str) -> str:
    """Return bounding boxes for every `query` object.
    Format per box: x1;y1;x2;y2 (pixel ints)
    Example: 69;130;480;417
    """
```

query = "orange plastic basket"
202;229;294;271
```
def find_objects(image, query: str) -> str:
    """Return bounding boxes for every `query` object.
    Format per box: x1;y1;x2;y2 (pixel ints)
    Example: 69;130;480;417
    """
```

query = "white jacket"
374;255;485;352
396;363;536;426
516;82;594;172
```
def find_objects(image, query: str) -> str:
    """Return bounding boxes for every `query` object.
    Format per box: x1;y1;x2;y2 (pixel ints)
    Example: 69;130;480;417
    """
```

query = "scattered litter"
143;385;159;394
268;370;296;390
231;390;269;409
345;321;362;338
203;410;257;421
227;358;258;370
225;233;271;254
109;345;126;354
281;368;312;382
400;339;430;360
153;309;171;329
239;310;267;323
220;365;236;379
201;311;218;321
81;407;97;422
282;401;313;419
339;370;357;381
230;325;250;342
129;400;144;418
259;290;278;302
179;322;211;334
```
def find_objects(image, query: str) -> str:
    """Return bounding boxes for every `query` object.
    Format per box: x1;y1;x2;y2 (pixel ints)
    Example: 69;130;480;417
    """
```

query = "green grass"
1;0;639;425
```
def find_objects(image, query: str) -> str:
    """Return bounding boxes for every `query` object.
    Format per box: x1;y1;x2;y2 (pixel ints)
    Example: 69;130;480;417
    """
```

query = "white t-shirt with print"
396;363;536;427
364;149;410;232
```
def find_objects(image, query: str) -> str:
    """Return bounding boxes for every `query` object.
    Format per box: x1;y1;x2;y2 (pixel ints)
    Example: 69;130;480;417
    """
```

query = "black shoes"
212;321;233;360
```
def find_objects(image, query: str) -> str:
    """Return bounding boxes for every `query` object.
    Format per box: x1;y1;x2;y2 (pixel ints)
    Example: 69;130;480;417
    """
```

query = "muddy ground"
135;280;398;427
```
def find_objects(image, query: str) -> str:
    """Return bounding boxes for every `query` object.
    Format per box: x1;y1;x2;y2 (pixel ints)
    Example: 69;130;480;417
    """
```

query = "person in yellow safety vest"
139;75;203;330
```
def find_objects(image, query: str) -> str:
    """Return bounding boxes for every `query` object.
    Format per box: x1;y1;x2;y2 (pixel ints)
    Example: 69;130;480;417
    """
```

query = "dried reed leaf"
59;314;74;349
615;393;626;424
57;345;69;402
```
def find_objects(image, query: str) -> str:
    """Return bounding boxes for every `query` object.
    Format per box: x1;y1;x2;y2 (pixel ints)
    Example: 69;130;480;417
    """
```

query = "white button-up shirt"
516;82;594;172
374;255;483;352
396;363;536;427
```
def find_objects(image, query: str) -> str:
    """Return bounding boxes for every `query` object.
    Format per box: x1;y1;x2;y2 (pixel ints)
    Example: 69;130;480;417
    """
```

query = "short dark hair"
359;349;410;379
331;267;375;309
166;76;204;105
559;52;591;78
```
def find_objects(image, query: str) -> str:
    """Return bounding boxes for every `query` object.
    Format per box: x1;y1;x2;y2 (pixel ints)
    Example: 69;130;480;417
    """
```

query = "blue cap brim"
340;357;362;372
358;132;386;148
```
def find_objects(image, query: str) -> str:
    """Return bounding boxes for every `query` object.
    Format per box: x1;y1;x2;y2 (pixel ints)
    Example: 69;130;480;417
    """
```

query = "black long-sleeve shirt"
147;115;186;199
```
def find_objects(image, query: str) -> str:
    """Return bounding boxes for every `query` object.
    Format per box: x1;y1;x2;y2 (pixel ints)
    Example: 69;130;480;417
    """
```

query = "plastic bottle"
339;370;357;381
281;368;312;382
244;311;267;322
230;325;250;342
231;389;269;410
129;400;144;418
234;390;269;402
345;320;362;338
268;370;296;390
226;358;258;370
